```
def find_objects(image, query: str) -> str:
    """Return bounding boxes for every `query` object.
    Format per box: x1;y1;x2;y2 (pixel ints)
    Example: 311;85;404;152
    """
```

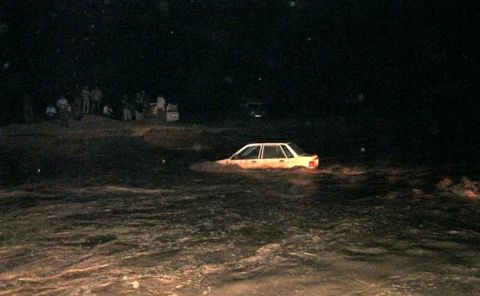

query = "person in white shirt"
102;103;113;117
156;95;166;112
46;104;57;119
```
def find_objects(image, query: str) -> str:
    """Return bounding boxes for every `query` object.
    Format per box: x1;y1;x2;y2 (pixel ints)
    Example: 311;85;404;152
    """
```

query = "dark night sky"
1;0;479;125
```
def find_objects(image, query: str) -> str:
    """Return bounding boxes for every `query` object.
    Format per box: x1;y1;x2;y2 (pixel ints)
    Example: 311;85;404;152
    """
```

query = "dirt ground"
1;116;479;295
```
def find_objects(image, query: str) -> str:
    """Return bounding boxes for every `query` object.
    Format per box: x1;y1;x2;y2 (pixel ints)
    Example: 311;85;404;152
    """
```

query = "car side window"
262;145;286;159
232;145;260;160
281;145;294;158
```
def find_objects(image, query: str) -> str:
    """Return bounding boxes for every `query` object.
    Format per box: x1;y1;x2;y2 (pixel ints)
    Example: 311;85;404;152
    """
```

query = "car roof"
243;143;292;146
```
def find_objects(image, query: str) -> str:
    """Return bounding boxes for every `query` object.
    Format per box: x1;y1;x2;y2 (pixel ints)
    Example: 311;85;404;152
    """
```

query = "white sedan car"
216;143;319;170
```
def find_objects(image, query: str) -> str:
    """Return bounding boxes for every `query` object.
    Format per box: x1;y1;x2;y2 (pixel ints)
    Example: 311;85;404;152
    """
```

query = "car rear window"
281;145;294;158
288;143;307;155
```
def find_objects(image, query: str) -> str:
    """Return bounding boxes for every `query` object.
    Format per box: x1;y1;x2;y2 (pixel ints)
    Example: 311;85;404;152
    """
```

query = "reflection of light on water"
190;161;322;175
52;185;175;196
436;177;480;201
190;161;322;184
0;189;56;198
189;161;322;196
100;185;172;195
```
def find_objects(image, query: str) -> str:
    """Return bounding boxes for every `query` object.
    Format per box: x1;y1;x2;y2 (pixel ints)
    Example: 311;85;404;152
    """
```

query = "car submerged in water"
216;143;319;170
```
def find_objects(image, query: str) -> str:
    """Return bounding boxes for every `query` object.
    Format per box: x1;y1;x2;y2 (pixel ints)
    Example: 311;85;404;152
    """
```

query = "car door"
260;144;289;169
230;145;261;169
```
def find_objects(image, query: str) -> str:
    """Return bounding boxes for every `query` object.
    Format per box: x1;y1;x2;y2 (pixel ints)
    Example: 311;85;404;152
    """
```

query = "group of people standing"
38;87;170;127
44;85;107;127
80;85;103;115
120;91;166;121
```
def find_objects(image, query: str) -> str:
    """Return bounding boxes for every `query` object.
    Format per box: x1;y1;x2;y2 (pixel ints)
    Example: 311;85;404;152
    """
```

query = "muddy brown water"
0;130;479;295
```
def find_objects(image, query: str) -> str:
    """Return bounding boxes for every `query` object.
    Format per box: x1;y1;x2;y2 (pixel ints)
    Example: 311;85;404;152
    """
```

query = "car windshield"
288;143;307;155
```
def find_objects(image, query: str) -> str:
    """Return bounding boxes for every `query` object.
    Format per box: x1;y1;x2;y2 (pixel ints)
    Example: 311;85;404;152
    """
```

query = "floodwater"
1;134;479;295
